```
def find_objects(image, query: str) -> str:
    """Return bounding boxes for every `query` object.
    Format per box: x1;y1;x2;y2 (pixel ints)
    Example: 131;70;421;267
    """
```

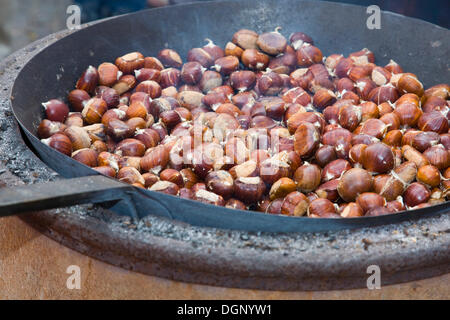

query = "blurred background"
0;0;448;60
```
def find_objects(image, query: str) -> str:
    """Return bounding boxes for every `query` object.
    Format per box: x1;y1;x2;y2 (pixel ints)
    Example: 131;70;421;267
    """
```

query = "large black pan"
3;0;450;232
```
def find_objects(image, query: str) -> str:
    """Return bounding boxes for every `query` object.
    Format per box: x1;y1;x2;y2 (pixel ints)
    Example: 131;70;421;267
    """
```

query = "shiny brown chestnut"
76;66;99;94
403;182;431;207
294;163;321;193
337;168;373;202
42;99;70;123
234;176;266;205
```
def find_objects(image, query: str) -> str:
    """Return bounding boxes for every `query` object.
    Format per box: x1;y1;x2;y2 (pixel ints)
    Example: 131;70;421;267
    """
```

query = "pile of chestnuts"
37;28;450;218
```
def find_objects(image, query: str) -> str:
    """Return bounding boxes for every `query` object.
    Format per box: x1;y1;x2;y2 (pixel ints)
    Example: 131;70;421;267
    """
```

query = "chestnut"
140;145;169;174
365;207;393;216
159;168;184;187
95;86;120;109
340;202;364;218
307;198;336;217
202;39;224;61
321;159;352;182
256;71;283;96
313;89;336;109
41;133;72;156
98;62;120;87
234;176;266;205
181;61;204;85
417;111;449;134
385;59;403;74
417;164;441;187
76;66;99;94
150;181;180;196
113;74;137;95
338;105;362;132
269;177;297;200
180;168;199;189
214;56;239;76
257;154;288;182
371;66;391;86
289;31;314;47
337;168;373;202
93;166;117;178
368;84;399;104
403;182;431;207
106;119;133;141
266;198;284;215
294;163;321;193
362;142;395;174
268;52;297;74
115;52;145;74
225;198;247;211
205;170;234;200
187;47;214;68
356;192;385;213
42;99;70;123
230;70;256;92
225;41;244;58
65;113;84;128
199;70;223;93
348;144;367;167
314;145;337;168
232;29;259;50
71;148;98;167
400;147;428;175
68;89;90;112
257;29;287;55
160;68;181;88
135;68;161;82
64;125;92;151
412;131;440;152
293;122;320;158
296;43;323;67
393;102;423;127
37;119;66;139
280;191;309;216
135;80;162;99
115;139;146;157
179;188;194;200
423;145;449;170
315;179;340;202
241;49;270;71
397;73;424;96
158;49;182;68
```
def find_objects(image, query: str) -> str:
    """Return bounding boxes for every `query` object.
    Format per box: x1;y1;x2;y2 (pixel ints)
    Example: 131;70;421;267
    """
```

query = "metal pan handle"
0;175;132;217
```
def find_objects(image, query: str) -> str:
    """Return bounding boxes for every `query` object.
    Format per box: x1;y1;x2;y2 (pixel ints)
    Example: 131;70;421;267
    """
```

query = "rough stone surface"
0;19;448;293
